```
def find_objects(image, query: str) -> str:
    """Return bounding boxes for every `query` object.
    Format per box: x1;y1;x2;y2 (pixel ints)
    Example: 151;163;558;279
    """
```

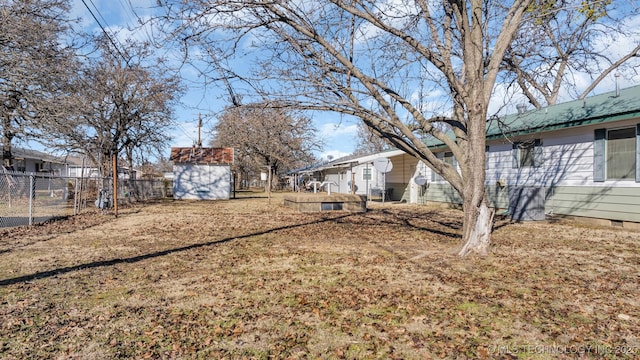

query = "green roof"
423;84;640;149
486;84;640;139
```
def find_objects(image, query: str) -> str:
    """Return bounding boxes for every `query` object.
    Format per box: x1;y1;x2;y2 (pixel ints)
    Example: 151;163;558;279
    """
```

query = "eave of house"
425;84;640;149
332;149;406;166
1;146;66;164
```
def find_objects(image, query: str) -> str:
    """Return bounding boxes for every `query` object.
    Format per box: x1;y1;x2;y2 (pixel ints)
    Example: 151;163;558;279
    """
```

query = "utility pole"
197;113;203;148
112;153;118;217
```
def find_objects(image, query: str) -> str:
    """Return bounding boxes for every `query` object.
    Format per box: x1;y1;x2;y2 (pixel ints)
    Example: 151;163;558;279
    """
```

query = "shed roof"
170;147;234;164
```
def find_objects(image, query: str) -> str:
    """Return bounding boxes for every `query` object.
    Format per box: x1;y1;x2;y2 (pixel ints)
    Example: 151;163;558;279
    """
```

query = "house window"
594;125;640;182
512;139;543;168
607;127;636;180
444;152;455;166
321;202;343;211
485;145;490;170
431;152;456;182
519;142;535;167
362;167;372;181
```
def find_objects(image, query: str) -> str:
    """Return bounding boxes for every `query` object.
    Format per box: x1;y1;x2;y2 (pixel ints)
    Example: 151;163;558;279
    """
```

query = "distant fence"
0;170;170;228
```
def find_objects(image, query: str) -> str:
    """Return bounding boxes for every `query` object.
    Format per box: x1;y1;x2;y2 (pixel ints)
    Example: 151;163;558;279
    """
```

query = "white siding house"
299;84;640;225
1;147;66;175
421;85;640;224
305;150;405;200
170;147;234;200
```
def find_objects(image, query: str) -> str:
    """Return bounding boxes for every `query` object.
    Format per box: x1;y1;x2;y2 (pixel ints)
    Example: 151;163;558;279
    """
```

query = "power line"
114;0;163;49
80;0;129;64
79;0;195;150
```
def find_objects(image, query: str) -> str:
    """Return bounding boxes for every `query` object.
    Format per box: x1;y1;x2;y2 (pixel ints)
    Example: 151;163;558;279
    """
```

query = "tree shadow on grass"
0;213;121;254
376;207;512;238
0;213;355;287
375;208;463;239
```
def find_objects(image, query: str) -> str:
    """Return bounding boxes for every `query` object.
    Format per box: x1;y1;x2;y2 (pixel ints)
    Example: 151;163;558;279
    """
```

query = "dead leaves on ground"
0;194;639;359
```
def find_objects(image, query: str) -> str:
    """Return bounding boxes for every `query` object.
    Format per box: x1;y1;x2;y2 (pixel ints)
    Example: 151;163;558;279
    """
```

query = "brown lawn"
0;191;638;359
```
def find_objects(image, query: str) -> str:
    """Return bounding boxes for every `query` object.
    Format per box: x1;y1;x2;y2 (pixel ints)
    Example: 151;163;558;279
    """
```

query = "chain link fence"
0;170;170;228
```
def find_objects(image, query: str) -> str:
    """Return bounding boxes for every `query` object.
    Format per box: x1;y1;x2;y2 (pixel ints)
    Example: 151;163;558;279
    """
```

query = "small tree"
46;37;182;177
210;104;319;189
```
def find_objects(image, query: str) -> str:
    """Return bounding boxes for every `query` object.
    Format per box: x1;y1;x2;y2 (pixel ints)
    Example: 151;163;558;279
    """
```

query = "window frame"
512;139;543;168
431;152;456;182
362;167;372;181
593;125;640;183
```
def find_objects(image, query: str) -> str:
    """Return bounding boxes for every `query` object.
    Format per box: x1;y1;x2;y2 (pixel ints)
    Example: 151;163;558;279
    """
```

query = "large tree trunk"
459;199;495;256
457;88;494;256
457;139;495;256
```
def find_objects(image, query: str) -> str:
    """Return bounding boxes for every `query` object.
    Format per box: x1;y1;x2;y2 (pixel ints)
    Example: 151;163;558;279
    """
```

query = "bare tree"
0;0;78;169
502;0;640;108
160;0;538;256
45;37;182;177
210;104;319;189
353;122;391;156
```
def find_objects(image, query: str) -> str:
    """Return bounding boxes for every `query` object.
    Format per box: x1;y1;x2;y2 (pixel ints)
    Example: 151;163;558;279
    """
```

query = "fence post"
28;174;35;226
74;178;79;215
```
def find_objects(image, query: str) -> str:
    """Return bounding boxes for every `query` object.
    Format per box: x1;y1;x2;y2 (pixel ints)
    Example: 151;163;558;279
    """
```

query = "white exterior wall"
402;119;640;206
358;163;384;194
409;160;431;204
385;154;418;183
324;172;342;194
486;120;640;189
323;164;383;196
173;163;232;200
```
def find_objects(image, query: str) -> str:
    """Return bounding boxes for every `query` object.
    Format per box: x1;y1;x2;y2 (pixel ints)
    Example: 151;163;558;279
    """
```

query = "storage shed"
170;147;234;200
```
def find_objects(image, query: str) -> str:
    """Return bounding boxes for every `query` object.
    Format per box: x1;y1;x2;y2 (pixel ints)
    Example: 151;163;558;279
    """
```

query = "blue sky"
67;0;639;162
69;0;358;161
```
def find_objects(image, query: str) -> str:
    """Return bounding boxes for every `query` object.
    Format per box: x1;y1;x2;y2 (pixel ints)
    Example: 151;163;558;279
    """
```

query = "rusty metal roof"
170;147;234;164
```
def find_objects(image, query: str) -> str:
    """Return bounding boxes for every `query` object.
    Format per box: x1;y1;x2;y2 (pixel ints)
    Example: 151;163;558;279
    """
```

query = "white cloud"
169;121;200;149
315;120;360;158
318;150;352;162
575;13;640;94
353;0;421;44
319;122;358;137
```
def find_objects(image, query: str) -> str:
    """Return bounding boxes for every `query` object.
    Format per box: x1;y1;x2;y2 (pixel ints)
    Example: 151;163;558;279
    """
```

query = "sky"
68;0;358;162
65;0;640;163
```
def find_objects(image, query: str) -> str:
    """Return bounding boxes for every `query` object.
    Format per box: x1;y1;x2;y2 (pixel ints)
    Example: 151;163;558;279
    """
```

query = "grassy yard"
0;192;638;359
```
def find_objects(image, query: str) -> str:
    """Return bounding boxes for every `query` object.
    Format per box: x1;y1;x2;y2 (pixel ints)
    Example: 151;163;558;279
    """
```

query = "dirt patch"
1;193;638;359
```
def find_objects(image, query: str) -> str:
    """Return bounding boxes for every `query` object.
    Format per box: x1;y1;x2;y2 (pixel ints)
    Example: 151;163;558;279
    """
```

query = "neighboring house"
322;150;422;202
0;147;66;175
170;147;235;200
63;155;141;179
63;155;100;178
297;149;417;201
300;84;640;226
1;148;141;179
